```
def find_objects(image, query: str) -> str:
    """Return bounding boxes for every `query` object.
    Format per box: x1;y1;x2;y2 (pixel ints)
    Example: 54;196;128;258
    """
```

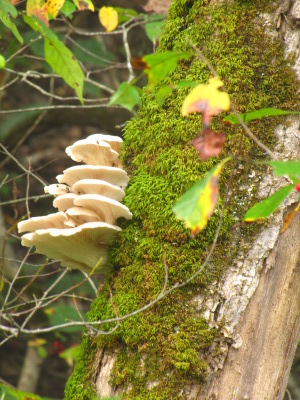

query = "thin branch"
122;25;134;82
0;77;19;92
0;144;46;186
0;194;51;206
0;103;123;114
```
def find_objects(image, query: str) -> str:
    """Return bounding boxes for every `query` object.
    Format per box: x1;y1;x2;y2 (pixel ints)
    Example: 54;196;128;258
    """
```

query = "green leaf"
44;37;84;103
59;344;80;365
114;7;138;24
109;82;140;111
155;85;172;106
145;19;164;42
143;51;192;88
0;0;23;43
0;54;5;68
0;0;17;17
266;161;300;181
23;14;57;40
243;184;294;222
59;0;76;17
223;108;300;125
173;158;230;236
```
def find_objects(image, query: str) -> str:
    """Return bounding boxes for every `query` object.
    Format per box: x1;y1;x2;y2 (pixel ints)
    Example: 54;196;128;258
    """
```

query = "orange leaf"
26;0;49;26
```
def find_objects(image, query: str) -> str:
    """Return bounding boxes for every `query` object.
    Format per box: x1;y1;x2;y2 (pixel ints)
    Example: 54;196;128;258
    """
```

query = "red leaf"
191;128;226;161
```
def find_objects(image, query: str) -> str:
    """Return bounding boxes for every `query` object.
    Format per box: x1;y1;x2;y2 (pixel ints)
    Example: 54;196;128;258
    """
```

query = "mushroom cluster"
18;134;132;273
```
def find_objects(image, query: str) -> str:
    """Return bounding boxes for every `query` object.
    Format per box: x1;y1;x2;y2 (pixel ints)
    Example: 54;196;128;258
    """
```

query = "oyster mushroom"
44;184;72;196
64;207;101;227
18;212;68;232
20;222;121;272
57;165;129;189
18;133;131;273
66;137;120;167
87;133;123;153
53;193;79;212
72;179;125;201
74;194;132;225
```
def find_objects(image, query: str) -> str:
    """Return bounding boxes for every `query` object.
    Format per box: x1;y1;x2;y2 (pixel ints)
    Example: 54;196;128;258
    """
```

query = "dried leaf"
182;77;230;126
191;128;225;161
99;6;118;32
130;56;149;70
280;203;300;234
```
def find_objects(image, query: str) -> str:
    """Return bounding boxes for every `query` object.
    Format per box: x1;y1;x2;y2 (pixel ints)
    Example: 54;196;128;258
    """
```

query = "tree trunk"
65;1;300;399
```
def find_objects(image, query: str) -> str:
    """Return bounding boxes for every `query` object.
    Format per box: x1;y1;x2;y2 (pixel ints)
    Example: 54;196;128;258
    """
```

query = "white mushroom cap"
44;184;72;196
74;194;132;225
53;193;79;211
20;222;121;272
66;138;120;167
57;166;129;189
65;207;101;227
72;179;125;201
18;212;68;233
87;134;123;153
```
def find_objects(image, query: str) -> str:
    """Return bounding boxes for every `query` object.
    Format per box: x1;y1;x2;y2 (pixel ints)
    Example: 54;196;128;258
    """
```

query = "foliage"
0;383;54;400
1;0;300;398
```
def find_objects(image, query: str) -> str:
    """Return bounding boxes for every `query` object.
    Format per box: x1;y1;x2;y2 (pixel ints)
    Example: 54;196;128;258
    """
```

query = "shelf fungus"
18;134;132;273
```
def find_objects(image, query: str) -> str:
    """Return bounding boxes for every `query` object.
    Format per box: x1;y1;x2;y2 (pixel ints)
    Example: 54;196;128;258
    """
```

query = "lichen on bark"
64;1;300;399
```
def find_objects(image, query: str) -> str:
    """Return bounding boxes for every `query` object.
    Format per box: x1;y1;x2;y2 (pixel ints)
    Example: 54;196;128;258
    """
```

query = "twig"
0;103;123;114
0;194;51;206
0;144;46;186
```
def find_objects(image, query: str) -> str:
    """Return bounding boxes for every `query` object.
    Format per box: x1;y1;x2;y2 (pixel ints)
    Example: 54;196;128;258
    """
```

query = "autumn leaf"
26;0;49;26
173;158;230;237
191;128;225;161
182;77;230;127
99;6;118;32
46;0;65;18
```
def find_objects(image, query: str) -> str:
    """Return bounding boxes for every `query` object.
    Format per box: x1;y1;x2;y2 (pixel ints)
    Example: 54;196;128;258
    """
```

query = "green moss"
65;0;300;399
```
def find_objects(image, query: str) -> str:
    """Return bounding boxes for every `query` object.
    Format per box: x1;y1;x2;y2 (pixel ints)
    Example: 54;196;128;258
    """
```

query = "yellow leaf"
99;6;118;32
181;77;230;119
28;337;47;347
46;0;65;18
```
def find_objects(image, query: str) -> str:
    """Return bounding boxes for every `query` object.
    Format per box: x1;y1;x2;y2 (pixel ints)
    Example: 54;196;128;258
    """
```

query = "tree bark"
65;1;300;399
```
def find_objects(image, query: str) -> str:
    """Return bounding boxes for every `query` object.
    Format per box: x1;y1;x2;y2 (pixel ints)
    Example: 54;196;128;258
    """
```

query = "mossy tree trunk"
65;1;300;399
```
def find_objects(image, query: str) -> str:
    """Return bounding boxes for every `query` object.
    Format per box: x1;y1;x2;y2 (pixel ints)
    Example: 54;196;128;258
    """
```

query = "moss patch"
65;0;299;399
